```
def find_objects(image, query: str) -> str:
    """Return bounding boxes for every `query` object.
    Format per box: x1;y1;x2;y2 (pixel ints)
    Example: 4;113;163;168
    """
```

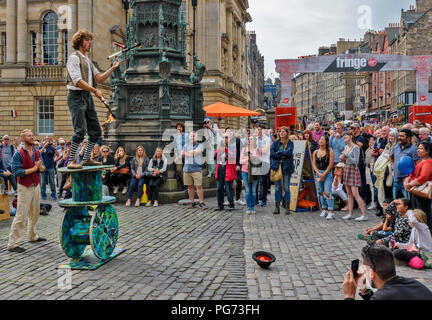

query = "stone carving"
171;89;190;116
128;88;159;114
162;27;177;49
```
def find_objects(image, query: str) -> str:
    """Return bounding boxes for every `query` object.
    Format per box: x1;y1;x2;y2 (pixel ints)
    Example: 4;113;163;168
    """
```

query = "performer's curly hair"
72;29;94;50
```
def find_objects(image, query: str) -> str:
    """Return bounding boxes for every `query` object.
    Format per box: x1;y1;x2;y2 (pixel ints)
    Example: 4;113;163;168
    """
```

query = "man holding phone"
39;136;59;200
343;245;432;300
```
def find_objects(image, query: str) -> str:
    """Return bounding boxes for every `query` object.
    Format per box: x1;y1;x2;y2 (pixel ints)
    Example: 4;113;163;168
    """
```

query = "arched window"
42;11;58;65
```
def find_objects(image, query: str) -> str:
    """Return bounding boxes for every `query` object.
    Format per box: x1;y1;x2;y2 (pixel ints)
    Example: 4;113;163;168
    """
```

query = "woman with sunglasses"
97;146;115;192
340;132;368;221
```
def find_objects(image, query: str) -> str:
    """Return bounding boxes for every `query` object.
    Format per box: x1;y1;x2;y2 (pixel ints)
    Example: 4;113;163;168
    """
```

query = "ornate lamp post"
192;0;197;62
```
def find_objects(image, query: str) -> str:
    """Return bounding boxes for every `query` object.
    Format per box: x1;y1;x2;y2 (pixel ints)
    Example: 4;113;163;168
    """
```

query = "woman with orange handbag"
404;141;432;233
110;146;132;194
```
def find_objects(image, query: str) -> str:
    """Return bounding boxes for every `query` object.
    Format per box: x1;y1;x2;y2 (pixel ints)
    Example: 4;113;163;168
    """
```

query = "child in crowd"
393;209;432;265
376;198;412;247
332;162;348;211
358;199;395;243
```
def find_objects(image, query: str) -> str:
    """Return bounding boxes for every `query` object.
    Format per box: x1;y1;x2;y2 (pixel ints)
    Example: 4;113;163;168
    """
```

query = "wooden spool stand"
57;165;125;270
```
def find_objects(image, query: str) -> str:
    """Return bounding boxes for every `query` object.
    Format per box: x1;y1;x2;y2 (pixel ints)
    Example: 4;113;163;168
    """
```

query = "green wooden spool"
58;165;121;261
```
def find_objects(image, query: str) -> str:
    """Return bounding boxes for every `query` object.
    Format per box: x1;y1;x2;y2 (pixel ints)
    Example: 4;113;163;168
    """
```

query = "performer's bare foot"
67;162;83;169
82;159;102;166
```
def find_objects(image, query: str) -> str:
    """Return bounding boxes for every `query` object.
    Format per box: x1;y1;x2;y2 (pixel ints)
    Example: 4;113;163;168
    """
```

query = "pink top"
240;146;260;173
312;130;325;143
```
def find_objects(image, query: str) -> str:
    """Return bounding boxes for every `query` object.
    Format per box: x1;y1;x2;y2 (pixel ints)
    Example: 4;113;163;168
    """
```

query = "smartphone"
351;259;359;278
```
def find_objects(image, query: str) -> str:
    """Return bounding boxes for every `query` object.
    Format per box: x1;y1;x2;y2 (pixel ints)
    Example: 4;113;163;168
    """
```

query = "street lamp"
192;0;197;60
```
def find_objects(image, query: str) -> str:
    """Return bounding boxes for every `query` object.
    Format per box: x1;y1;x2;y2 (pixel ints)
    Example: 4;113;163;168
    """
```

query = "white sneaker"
113;186;119;194
236;199;246;206
326;212;335;220
355;215;369;222
246;210;251;215
342;214;353;220
223;201;229;206
320;210;328;218
122;187;128;194
367;203;376;210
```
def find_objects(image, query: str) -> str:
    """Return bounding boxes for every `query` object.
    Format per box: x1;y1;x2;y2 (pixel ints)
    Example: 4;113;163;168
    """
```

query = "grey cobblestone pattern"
0;189;431;300
0;198;247;300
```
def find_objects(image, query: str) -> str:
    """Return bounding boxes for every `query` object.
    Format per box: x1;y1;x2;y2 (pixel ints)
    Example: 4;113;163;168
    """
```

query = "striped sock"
83;141;96;161
69;141;80;163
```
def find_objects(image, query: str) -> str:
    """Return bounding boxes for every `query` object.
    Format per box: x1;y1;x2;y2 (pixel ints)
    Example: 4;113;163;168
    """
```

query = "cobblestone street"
1;189;431;301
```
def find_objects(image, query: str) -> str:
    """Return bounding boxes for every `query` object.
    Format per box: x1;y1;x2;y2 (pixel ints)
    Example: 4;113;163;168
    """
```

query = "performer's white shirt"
66;50;100;90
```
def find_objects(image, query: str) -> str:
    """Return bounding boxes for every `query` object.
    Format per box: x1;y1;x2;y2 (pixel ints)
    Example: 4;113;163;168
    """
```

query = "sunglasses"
102;150;109;153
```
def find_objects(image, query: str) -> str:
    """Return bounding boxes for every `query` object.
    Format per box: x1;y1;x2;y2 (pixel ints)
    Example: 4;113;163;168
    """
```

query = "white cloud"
247;0;415;79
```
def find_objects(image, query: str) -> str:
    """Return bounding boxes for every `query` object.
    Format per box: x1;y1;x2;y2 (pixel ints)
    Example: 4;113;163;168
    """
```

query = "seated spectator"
91;144;101;162
110;146;132;194
58;142;72;199
97;145;115;191
376;198;412;247
332;163;348;211
343;245;432;300
146;147;167;207
126;146;150;207
393;209;432;265
358;199;395;242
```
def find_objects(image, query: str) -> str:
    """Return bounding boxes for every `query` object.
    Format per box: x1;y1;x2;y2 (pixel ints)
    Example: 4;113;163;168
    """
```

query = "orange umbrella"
204;102;262;119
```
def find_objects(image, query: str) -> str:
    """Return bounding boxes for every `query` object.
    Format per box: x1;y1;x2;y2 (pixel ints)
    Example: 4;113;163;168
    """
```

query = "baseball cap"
336;163;345;168
351;123;361;129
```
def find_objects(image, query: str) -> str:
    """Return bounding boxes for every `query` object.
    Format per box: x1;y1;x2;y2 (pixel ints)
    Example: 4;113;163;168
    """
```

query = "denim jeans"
316;169;334;211
41;167;56;197
242;172;259;211
216;165;234;208
393;180;409;200
127;176;146;200
275;173;291;205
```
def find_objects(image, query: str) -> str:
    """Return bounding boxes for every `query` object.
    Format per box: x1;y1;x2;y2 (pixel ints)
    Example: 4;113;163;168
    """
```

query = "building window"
63;30;68;63
2;33;6;64
42;11;58;65
37;98;55;135
31;32;37;65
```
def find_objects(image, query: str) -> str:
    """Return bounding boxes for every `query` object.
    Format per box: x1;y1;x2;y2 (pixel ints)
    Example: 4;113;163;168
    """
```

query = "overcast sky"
246;0;415;80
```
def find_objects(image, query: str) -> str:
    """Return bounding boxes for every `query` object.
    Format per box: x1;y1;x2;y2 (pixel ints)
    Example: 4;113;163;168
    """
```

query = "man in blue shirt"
182;131;207;210
39;136;59;200
390;129;420;199
330;122;346;164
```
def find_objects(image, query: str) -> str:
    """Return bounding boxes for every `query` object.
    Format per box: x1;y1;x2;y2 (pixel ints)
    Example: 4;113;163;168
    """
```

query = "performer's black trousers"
67;90;102;144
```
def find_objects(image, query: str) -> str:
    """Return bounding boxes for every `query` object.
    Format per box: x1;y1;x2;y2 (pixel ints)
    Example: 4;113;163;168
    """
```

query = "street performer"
7;130;45;253
66;29;120;169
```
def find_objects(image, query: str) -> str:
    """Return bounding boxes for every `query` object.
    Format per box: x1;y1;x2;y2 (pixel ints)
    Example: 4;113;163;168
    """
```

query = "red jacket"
18;148;40;187
214;146;237;182
409;159;432;185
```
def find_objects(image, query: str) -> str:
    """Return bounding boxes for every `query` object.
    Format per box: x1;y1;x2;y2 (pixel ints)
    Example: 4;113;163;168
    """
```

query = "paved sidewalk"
0;191;431;300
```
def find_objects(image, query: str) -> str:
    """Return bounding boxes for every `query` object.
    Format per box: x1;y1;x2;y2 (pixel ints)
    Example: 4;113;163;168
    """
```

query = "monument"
103;0;214;203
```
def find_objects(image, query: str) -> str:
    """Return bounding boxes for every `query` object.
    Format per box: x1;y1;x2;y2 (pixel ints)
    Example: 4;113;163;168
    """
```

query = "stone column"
77;0;92;31
6;0;17;64
237;23;242;87
57;29;64;65
35;31;41;64
16;0;27;64
68;0;77;56
226;5;233;79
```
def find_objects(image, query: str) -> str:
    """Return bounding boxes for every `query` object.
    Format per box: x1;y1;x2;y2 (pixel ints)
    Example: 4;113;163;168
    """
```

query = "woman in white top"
146;147;167;207
393;209;432;265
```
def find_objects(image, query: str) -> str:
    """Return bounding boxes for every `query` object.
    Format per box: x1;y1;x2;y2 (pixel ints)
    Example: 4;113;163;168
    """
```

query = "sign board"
412;105;432;124
275;107;297;130
339;74;368;80
289;140;319;212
